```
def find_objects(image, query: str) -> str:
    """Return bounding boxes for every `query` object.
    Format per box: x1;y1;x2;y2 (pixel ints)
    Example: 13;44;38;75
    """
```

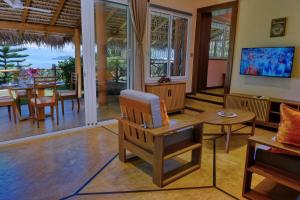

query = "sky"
16;43;75;69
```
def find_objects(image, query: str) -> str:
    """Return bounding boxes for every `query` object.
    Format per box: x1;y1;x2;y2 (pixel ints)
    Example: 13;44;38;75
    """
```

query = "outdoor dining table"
0;81;64;121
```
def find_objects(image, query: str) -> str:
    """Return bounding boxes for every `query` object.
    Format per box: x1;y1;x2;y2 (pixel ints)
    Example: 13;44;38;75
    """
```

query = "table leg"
225;125;232;153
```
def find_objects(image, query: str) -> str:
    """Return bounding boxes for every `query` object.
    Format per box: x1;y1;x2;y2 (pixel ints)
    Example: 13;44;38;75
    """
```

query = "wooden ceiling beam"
0;21;75;35
21;0;32;23
51;0;66;26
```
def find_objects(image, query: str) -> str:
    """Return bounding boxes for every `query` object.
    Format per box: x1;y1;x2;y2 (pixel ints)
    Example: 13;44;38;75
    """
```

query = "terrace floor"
1;110;299;200
0;95;121;142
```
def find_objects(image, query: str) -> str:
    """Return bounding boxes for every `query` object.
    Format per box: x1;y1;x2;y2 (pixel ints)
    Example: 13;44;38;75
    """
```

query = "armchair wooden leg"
153;135;164;187
118;121;126;162
192;123;203;166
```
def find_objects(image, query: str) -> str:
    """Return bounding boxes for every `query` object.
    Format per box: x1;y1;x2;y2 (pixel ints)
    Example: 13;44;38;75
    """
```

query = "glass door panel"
94;1;129;121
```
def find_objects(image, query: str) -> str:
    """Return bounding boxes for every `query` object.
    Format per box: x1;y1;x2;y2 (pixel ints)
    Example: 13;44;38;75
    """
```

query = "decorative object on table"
23;68;39;84
270;17;286;37
158;76;171;83
217;110;237;118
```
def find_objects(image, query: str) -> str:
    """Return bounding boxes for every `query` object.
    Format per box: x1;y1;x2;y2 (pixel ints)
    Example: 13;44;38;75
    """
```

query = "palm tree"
0;45;30;83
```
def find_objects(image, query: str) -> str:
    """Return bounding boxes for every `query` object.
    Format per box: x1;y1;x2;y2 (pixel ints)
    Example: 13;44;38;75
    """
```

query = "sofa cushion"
276;104;300;147
120;89;162;128
255;147;300;176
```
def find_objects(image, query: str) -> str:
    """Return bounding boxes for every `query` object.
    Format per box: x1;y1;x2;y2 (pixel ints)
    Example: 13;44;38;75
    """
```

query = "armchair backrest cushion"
120;89;162;128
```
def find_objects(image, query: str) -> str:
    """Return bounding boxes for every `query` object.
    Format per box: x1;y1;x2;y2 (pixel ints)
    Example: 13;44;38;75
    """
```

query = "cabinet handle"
169;89;172;97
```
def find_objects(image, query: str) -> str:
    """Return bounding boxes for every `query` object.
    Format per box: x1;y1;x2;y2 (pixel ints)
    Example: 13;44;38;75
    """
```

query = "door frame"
192;1;239;94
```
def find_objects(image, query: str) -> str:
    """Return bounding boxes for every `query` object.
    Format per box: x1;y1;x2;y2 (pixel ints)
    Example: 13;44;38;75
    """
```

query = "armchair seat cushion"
255;147;300;176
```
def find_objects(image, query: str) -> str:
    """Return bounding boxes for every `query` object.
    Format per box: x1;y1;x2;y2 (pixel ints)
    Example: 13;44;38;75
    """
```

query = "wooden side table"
204;109;256;153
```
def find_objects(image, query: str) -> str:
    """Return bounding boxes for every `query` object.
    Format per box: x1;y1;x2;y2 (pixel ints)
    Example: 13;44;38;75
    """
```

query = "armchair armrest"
248;136;300;156
117;113;205;136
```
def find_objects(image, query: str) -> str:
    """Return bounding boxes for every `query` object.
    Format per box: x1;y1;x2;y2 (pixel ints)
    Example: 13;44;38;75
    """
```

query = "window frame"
146;7;192;82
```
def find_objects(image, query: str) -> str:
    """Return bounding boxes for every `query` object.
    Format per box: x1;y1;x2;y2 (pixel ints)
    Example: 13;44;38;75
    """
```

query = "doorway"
192;1;238;96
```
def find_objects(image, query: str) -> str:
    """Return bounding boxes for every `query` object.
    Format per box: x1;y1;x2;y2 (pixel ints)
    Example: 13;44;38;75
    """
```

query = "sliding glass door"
94;0;131;121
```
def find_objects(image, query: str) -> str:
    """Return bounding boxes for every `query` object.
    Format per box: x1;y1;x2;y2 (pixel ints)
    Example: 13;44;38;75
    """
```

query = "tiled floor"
0;95;121;142
1;113;299;200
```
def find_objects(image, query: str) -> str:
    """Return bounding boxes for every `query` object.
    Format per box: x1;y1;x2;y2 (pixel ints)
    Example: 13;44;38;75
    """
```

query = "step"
186;93;224;105
185;98;223;112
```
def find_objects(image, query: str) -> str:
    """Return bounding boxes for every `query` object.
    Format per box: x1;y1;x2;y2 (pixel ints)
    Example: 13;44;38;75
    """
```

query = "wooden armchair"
243;136;300;199
29;76;59;128
0;89;17;124
58;72;80;116
118;90;203;187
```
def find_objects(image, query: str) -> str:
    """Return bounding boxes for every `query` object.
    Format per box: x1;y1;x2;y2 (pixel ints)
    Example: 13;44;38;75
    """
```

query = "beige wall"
148;0;234;92
231;0;300;101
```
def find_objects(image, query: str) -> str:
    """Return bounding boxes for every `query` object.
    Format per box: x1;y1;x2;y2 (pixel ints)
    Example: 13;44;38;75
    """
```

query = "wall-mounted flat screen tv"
240;47;295;78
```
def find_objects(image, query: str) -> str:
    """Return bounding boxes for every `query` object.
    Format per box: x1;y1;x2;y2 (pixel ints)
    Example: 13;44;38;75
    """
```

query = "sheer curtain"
129;0;149;91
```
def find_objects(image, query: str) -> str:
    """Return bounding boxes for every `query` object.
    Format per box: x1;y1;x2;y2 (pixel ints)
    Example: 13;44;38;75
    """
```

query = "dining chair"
29;76;59;128
58;72;80;116
0;89;17;124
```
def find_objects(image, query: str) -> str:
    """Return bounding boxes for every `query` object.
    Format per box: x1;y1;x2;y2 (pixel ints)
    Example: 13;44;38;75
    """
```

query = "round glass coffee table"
203;109;256;153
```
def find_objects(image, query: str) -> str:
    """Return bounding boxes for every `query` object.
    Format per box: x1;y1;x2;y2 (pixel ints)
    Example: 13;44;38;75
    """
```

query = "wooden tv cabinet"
229;93;300;128
145;82;186;113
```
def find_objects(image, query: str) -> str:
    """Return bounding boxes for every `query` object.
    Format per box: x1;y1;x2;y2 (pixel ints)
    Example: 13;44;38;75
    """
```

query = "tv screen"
240;47;295;78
